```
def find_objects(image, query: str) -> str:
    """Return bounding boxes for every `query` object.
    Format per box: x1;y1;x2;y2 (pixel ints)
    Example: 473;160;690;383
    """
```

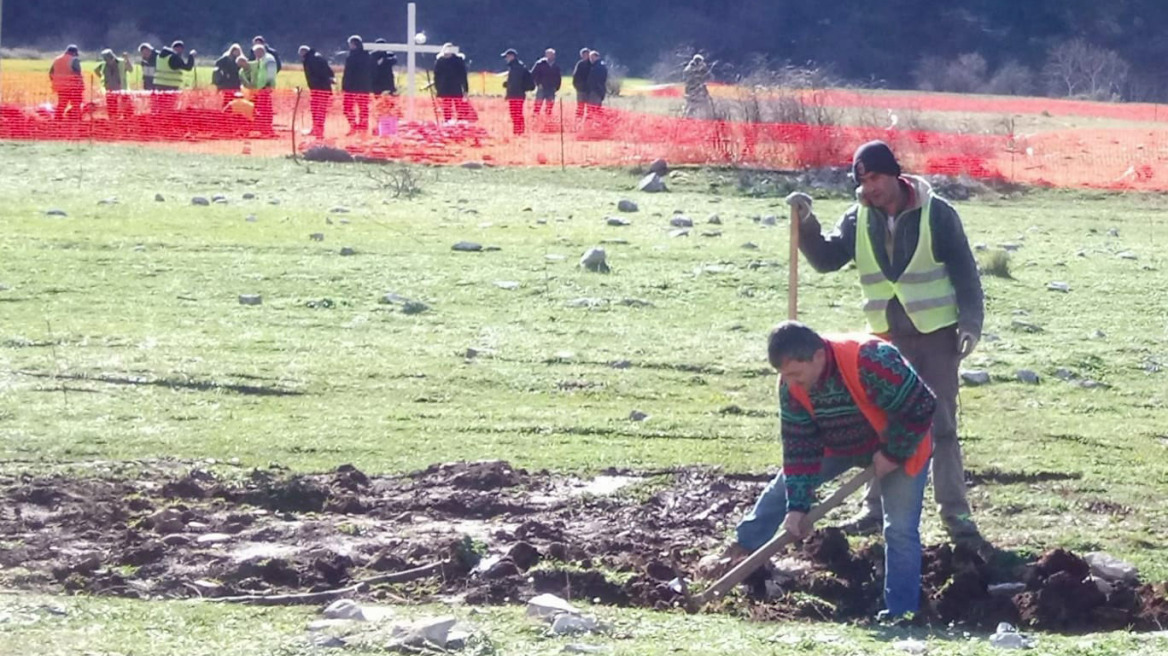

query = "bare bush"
1044;39;1129;100
604;56;628;98
364;164;423;199
985;61;1035;96
913;53;987;93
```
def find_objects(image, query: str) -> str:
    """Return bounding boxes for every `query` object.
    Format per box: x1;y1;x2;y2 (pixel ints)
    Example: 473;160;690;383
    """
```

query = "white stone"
707;214;722;224
580;247;609;273
638;173;667;193
453;241;483;252
1016;370;1040;385
760;215;777;226
195;533;233;545
893;638;928;654
551;614;601;636
669;228;690;238
238;294;262;306
526;593;580;620
617;199;638;212
566;298;606;308
389;616;459;649
989;623;1035;649
330;206;351;214
323;599;366;621
1084;552;1139;583
669;216;694;228
1117;251;1138;260
1047;281;1071;293
606;217;631;227
495;281;520;290
191;197;210;206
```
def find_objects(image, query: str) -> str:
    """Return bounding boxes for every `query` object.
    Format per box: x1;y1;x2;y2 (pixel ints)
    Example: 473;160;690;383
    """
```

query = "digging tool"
788;202;800;320
687;465;875;611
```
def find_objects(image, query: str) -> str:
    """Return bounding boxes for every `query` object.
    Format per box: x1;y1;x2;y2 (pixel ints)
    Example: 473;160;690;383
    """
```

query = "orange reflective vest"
51;54;81;92
786;335;933;476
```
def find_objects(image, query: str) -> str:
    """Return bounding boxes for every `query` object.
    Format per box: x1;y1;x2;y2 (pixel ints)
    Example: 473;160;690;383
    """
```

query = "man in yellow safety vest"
785;141;986;548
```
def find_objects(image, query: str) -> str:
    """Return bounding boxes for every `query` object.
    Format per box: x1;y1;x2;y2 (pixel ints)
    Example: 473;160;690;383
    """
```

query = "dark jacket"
373;51;397;94
302;49;335;91
504;59;528;99
248;45;281;72
531;57;561;92
433;53;468;98
586;60;608;101
572;58;591;91
798;175;984;339
342;45;374;93
159;48;195;72
213;54;242;90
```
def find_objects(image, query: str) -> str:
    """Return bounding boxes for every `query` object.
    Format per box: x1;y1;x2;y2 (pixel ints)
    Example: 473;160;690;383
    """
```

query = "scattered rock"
161;534;190;547
742;242;759;250
760;215;777;226
669;229;690;238
1089;330;1106;339
452;241;483;252
564;645;610;654
700;230;722;238
191;197;210;206
483;558;522;580
628;410;649;422
1107;228;1119;237
195;533;233;545
1016;370;1040;385
507;543;542;571
638;173;667;193
974;243;988;251
526;594;580;620
330;206;350;214
238;294;263;306
310;233;325;242
1011;320;1043;333
494;281;520;290
98;197;118;205
580;247;609;273
1053;368;1076;381
989;622;1035;649
243;193;256;200
269;198;282;205
1117;251;1138;260
461;161;485;170
551;614;602;636
387;616;460;651
401;301;429;315
610;360;632;369
606;217;631;227
648;158;668;176
566;298;606;309
619;298;653;308
244;215;257;222
617;200;638;213
148;508;186;535
44;208;69;217
212;194;228;204
1085;552;1138;584
340;247;357;256
707;214;722;225
154;193;165;202
670;216;694;228
961;370;991;386
1047;281;1071;293
893;638;927;655
323;599;366;621
1000;243;1022;252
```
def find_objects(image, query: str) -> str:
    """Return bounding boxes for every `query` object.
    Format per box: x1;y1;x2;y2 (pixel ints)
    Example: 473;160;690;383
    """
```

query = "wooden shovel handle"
788;205;800;320
695;466;876;607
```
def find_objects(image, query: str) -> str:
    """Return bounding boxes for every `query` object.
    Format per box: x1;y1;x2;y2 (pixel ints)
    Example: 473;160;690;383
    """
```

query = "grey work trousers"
864;327;977;534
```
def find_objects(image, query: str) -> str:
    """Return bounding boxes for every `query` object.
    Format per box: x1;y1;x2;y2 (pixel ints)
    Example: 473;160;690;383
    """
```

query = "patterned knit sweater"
780;340;936;512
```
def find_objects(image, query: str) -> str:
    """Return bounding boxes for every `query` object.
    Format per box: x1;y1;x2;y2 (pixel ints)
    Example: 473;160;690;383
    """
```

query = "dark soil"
2;460;1165;633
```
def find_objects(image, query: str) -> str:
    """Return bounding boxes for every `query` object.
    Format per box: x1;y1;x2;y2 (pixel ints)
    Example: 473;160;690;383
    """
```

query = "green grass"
1;141;1168;653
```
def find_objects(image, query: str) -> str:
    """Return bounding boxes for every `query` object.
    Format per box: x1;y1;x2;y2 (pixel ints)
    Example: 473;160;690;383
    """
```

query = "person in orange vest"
49;45;84;121
705;321;936;622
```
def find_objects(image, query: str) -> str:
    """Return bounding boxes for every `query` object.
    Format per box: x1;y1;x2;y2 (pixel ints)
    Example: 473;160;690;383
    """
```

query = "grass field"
1;141;1168;654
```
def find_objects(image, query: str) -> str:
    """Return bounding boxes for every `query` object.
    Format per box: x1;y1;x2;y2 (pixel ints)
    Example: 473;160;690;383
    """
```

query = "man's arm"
779;384;824;513
71;58;82;74
797;208;858;273
932;199;985;340
856;341;936;464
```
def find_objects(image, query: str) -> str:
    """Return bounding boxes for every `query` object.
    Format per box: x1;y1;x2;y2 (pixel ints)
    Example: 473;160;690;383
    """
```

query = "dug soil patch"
2;461;1165;632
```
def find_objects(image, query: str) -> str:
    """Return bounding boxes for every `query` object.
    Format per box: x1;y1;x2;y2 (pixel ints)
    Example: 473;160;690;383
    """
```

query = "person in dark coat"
214;44;244;106
585;50;608;120
530;48;561;116
299;45;335;138
571;47;591;120
501;48;529;135
371;38;398;95
342;35;374;135
433;43;469;122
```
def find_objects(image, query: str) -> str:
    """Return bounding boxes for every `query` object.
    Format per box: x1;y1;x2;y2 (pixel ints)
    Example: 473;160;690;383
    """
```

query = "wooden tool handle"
788;205;800;320
695;466;875;606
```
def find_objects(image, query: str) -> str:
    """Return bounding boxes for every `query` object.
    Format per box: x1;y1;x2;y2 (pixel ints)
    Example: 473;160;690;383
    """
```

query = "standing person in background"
682;54;713;118
247;45;278;135
49;45;83;121
501;48;532;136
372;39;398;96
299;45;335;138
214;44;244;107
153;40;196;113
530;48;561;117
433;43;468;123
571;47;591;121
249;36;282;72
138;43;157;90
585;50;608;120
342;35;374;136
95;49;133;119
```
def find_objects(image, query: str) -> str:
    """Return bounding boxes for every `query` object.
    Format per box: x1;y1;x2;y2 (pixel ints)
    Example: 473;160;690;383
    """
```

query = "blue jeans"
735;456;930;617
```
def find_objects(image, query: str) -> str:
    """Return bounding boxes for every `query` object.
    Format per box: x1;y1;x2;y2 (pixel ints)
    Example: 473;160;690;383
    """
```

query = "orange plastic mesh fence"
4;75;1168;191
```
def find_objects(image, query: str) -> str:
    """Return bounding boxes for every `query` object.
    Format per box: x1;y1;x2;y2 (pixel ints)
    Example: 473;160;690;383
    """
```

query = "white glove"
784;191;814;224
958;329;979;358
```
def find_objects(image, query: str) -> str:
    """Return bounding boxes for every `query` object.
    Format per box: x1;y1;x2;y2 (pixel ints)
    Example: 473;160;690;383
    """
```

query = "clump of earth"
2;461;1164;633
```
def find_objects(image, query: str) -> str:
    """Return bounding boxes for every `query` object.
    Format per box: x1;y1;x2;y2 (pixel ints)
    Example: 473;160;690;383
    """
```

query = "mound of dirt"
2;462;1166;633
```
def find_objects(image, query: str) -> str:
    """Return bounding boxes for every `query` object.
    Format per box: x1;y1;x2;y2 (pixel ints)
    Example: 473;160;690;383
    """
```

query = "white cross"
364;2;458;119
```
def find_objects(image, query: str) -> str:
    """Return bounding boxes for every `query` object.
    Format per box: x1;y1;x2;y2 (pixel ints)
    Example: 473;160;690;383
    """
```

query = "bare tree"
1044;39;1129;100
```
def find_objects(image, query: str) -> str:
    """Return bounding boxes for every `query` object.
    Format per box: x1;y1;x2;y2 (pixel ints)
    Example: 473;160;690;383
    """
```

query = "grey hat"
501;48;518;57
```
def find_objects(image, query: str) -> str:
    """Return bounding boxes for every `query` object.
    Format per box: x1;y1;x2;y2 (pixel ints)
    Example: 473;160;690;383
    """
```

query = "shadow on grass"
967;466;1082;486
17;370;304;397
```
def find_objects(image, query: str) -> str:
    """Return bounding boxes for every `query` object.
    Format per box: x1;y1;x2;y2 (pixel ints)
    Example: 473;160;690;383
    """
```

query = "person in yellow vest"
705;321;936;622
785;141;986;548
95;49;134;120
49;45;84;121
244;45;278;135
153;40;196;114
